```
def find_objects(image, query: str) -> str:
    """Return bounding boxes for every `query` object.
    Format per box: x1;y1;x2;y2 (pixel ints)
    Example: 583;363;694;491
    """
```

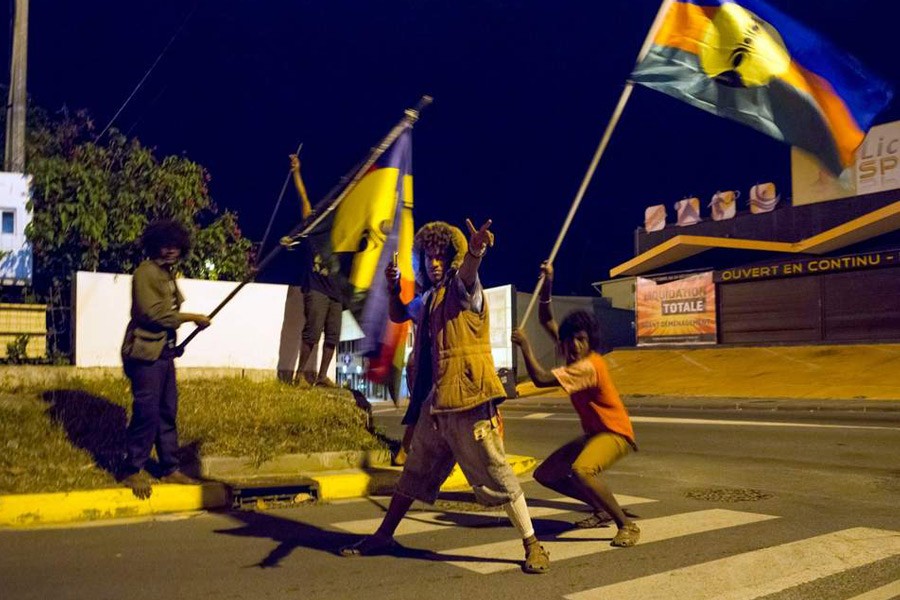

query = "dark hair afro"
412;221;467;286
558;310;602;351
141;219;192;259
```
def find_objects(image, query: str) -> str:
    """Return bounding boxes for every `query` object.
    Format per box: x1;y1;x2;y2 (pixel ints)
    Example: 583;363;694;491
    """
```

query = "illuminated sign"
636;272;716;346
715;250;900;283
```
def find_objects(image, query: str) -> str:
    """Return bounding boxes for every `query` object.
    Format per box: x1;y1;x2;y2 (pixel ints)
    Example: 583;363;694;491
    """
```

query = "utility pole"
4;0;29;173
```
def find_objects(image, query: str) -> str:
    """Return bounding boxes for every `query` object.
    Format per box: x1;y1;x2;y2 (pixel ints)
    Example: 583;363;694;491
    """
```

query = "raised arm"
537;260;560;342
459;218;494;290
511;328;559;388
290;154;313;220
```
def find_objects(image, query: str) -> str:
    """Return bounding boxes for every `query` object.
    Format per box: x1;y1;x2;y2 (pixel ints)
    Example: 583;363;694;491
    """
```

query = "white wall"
484;284;514;371
74;271;360;372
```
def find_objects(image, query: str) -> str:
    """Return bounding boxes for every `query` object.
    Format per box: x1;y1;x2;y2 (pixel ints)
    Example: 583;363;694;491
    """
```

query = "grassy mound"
0;378;386;495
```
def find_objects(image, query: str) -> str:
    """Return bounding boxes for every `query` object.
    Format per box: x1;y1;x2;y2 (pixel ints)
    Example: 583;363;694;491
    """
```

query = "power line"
94;2;199;142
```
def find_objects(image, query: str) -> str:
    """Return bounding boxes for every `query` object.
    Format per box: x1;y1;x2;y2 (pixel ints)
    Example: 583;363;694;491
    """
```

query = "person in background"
290;153;342;388
119;220;211;499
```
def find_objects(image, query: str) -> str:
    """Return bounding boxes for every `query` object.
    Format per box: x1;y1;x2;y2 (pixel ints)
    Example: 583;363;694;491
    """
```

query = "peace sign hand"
466;218;494;258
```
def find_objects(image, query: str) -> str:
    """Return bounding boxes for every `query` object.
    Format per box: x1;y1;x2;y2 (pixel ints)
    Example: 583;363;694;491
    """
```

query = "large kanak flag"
304;130;414;400
630;0;893;174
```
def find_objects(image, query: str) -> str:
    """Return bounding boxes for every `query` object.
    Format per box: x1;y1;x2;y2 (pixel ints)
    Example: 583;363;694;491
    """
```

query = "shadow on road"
214;504;534;570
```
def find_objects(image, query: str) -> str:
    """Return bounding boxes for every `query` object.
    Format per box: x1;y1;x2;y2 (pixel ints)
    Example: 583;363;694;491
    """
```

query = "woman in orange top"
511;265;640;548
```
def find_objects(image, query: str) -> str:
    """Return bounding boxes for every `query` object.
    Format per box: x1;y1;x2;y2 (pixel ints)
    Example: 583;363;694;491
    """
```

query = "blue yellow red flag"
304;130;414;399
630;0;893;174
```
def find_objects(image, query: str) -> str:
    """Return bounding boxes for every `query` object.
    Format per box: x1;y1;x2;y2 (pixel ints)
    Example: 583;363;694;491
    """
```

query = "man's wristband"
539;298;551;304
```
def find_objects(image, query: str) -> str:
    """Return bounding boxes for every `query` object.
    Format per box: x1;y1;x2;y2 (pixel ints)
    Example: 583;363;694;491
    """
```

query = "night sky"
4;0;899;295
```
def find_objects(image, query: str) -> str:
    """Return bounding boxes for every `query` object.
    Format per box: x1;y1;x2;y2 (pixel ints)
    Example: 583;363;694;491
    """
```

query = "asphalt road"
1;402;898;600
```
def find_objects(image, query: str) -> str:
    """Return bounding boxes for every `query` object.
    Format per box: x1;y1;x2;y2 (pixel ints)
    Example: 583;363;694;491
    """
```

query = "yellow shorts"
571;432;632;475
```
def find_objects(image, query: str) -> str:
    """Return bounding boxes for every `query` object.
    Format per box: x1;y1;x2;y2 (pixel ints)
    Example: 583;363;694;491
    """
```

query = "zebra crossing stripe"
332;494;657;536
445;508;778;574
522;413;554;419
565;527;900;600
845;580;900;600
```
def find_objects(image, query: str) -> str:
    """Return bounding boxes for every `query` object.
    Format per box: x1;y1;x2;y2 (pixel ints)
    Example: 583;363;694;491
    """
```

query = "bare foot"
121;471;153;500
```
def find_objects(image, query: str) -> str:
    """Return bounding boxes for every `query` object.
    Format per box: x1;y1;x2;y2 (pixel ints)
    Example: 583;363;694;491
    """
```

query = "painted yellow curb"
0;455;538;525
0;483;228;528
309;454;538;501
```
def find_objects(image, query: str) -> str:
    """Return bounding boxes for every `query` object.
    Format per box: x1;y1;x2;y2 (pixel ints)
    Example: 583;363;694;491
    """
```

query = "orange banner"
636;272;717;346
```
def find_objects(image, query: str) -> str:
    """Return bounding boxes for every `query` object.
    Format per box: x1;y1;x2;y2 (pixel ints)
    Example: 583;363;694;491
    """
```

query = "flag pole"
281;95;433;249
176;95;433;353
257;141;303;263
518;0;673;329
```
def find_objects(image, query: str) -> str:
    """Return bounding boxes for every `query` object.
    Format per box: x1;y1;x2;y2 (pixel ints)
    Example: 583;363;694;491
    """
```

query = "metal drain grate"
230;479;319;510
684;487;774;503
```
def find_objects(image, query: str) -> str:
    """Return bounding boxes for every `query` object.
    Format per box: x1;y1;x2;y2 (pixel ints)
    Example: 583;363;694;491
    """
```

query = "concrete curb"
0;454;537;528
0;483;229;528
201;450;393;480
308;454;537;501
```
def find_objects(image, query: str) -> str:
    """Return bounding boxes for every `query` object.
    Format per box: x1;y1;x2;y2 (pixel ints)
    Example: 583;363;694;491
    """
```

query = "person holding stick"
339;218;551;574
511;262;640;547
119;220;211;499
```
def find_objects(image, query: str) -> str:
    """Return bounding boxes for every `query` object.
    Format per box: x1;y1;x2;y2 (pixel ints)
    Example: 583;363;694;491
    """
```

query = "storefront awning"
610;201;900;277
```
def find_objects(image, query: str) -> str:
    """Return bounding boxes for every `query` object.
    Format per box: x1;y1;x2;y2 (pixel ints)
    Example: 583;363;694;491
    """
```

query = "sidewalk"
509;344;900;409
508;391;900;413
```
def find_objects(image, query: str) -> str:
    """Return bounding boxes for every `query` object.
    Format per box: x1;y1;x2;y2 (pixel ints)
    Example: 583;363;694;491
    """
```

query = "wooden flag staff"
257;141;304;262
518;0;673;329
176;95;433;353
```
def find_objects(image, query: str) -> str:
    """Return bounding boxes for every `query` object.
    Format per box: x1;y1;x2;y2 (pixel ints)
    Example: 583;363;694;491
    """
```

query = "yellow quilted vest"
426;277;506;413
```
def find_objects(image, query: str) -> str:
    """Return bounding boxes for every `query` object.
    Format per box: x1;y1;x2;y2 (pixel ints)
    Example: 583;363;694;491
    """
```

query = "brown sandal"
523;539;551;574
611;522;641;547
574;511;614;528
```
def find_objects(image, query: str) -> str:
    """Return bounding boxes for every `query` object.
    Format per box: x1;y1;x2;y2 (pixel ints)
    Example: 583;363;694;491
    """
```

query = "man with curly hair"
512;265;640;548
119;219;211;499
340;218;550;574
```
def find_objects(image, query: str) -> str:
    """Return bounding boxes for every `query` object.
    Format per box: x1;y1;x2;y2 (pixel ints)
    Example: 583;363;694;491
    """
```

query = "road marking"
761;347;821;370
332;494;656;536
566;527;900;600
630;416;900;431
445;508;778;574
502;413;900;431
678;352;712;372
522;413;554;419
846;580;900;600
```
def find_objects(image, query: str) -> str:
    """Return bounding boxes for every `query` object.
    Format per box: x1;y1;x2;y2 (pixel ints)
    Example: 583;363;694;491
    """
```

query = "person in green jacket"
119;220;211;499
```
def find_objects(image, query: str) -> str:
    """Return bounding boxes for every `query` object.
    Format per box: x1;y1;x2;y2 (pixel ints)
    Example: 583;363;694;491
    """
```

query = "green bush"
4;335;29;364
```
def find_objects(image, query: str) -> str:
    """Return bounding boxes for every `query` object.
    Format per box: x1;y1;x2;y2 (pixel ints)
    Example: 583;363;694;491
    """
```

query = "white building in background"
0;172;33;286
